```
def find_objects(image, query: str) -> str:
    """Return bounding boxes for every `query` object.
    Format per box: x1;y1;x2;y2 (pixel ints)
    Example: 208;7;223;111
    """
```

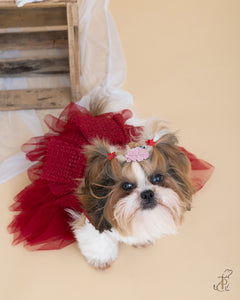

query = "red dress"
8;103;214;250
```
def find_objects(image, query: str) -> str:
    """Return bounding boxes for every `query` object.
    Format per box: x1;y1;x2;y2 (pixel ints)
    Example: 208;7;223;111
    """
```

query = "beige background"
1;0;240;299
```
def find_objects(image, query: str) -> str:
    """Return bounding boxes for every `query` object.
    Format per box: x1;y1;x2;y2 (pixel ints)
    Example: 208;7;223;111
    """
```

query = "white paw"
16;0;43;7
73;221;119;270
88;257;116;271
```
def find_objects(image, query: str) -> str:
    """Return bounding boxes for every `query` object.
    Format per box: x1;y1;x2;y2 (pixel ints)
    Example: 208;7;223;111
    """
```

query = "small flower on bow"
107;152;117;160
145;139;156;147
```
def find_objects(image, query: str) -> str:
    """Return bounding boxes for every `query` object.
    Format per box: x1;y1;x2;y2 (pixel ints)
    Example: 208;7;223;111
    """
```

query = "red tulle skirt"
8;103;214;250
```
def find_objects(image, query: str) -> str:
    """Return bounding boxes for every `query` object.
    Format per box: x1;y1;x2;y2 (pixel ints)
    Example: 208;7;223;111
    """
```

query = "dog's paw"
88;258;115;271
74;221;119;270
83;243;118;270
16;0;43;7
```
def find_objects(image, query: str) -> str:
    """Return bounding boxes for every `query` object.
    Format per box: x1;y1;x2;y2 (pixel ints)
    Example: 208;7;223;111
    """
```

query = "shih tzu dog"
68;98;194;270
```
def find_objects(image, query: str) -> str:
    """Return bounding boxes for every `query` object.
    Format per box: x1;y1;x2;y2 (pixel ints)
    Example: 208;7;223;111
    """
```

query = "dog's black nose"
140;189;157;209
141;189;154;201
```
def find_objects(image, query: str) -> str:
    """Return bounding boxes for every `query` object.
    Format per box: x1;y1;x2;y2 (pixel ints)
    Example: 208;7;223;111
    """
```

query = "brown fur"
89;97;108;116
77;140;122;232
71;214;87;231
104;186;136;234
154;133;194;209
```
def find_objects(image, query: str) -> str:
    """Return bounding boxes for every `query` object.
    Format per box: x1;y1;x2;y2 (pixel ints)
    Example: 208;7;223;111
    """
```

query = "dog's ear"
155;132;189;176
153;133;194;210
78;139;121;232
141;119;189;179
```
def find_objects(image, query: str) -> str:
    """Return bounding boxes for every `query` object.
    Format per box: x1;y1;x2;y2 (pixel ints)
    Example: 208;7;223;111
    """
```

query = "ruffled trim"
179;147;214;192
8;103;141;250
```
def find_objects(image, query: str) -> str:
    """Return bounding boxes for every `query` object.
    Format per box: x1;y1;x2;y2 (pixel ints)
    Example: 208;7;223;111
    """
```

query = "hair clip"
126;147;149;162
145;139;156;147
107;152;117;160
108;139;155;162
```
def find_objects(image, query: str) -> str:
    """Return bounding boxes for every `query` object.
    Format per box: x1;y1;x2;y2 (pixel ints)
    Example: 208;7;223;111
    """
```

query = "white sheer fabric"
0;0;132;184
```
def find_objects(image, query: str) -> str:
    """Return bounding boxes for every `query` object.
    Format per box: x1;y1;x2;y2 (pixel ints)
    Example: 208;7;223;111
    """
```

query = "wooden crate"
0;0;80;110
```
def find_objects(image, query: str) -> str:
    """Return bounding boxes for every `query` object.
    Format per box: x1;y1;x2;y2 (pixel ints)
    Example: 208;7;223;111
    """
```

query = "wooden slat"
0;57;69;77
0;25;68;33
0;88;71;110
0;7;67;28
0;0;77;7
67;3;81;102
0;31;68;50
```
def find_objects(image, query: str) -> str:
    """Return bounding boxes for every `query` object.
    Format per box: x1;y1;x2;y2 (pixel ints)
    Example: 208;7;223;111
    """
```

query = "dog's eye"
151;174;164;185
121;182;136;192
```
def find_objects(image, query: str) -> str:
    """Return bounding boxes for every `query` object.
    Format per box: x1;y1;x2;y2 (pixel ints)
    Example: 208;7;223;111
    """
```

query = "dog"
9;93;212;269
66;97;194;270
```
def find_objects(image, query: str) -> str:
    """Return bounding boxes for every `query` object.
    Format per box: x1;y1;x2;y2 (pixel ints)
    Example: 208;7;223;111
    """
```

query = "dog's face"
77;125;194;241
